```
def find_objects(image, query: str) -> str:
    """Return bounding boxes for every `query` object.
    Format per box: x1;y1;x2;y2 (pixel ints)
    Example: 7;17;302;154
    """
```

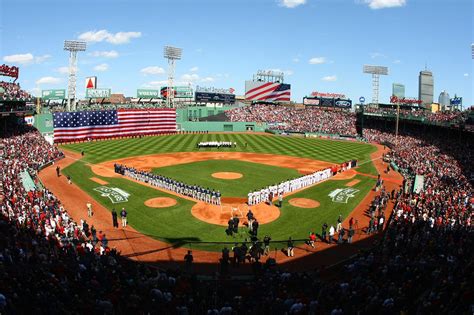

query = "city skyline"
1;0;473;105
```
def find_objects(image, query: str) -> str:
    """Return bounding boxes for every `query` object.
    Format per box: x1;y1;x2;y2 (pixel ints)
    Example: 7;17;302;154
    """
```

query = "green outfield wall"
34;113;54;134
177;106;235;122
178;121;267;132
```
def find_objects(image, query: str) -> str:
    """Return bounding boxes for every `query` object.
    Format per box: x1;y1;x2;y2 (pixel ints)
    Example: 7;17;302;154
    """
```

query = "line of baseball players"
115;164;222;205
247;167;333;205
197;141;236;148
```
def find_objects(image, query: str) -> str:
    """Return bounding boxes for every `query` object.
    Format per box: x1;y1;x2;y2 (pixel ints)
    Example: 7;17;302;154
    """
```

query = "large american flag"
53;108;176;142
245;81;291;102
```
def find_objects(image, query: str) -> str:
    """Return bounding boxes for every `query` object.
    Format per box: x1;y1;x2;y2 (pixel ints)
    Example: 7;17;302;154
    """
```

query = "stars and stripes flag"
245;81;291;102
53;108;176;142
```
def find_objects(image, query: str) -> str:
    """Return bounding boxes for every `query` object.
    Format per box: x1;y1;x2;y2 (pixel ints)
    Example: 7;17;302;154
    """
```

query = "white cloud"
4;53;34;64
309;57;327;64
279;0;306;8
180;73;216;85
35;76;62;85
370;52;387;59
3;53;51;65
293;57;300;63
464;73;469;77
107;32;141;44
56;66;69;74
35;54;51;63
362;0;406;10
140;66;165;75
321;75;337;82
201;77;215;83
190;66;199;72
78;30;141;44
89;50;119;58
93;63;109;72
181;73;200;82
393;59;402;64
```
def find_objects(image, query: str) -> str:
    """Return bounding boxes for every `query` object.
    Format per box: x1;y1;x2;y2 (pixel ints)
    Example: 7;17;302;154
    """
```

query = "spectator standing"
321;223;328;242
348;226;354;244
252;219;259;236
112;208;119;228
263;235;271;256
184;250;193;273
329;225;335;243
121;208;127;227
86;201;92;217
308;232;316;248
287;237;294;257
336;215;342;233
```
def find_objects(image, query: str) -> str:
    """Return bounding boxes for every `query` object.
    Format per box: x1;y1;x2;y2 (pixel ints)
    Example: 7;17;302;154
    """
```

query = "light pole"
363;65;388;106
163;46;182;108
64;40;86;111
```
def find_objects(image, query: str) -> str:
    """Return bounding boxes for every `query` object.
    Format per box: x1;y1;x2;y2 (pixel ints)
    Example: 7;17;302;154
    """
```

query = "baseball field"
60;133;379;251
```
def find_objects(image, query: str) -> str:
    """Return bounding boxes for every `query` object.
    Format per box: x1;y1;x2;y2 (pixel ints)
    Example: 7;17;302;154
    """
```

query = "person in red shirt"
308;232;316;248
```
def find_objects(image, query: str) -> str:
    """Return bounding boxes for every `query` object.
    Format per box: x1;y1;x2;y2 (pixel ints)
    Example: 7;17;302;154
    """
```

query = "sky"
1;0;473;106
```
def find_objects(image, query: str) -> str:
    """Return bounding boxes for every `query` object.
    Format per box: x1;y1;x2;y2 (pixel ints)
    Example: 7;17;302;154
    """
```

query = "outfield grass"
63;157;376;251
152;160;301;197
62;133;378;175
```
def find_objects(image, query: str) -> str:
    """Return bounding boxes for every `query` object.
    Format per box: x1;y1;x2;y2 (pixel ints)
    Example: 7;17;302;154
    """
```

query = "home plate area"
191;199;280;227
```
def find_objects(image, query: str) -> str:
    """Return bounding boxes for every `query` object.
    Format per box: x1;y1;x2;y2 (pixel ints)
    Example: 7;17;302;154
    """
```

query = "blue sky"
2;0;473;106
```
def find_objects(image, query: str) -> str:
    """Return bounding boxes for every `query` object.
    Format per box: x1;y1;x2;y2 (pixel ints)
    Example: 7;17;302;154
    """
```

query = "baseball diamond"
54;133;381;252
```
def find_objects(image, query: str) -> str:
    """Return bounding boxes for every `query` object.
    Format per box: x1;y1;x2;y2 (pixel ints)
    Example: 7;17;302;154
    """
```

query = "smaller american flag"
245;82;291;102
53;108;176;142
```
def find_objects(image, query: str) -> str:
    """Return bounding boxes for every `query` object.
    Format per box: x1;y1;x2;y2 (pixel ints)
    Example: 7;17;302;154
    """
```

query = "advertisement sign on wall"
42;89;66;100
195;91;236;104
160;86;193;98
137;89;160;99
85;88;111;98
85;76;97;89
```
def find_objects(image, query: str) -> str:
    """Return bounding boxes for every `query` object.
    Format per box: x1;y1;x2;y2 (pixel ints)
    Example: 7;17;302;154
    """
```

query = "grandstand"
1;1;473;312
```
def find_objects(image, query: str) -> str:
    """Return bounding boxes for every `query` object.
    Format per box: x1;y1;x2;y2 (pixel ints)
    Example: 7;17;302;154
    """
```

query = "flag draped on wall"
53;108;176;142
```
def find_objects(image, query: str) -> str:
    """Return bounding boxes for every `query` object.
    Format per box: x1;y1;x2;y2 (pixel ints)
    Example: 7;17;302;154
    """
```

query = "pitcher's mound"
211;172;243;179
289;198;320;208
145;197;177;208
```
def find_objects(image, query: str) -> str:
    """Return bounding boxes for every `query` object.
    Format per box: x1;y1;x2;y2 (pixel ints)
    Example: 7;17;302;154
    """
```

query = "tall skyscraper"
392;83;405;98
419;70;434;107
438;90;450;108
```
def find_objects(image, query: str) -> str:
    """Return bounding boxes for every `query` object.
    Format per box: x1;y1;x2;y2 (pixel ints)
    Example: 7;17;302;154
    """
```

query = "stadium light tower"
163;46;182;108
363;65;388;106
64;40;86;111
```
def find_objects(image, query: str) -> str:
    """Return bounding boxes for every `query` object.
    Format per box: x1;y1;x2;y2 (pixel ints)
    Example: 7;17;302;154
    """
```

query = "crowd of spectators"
0;119;472;313
0;81;32;100
363;106;469;124
226;105;358;135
